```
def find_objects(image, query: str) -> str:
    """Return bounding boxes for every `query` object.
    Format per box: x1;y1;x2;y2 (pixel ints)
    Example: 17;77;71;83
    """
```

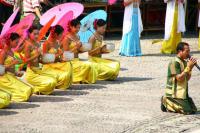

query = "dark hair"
28;25;39;33
51;25;64;35
10;33;20;41
68;19;80;32
176;42;189;53
94;19;106;30
69;19;81;27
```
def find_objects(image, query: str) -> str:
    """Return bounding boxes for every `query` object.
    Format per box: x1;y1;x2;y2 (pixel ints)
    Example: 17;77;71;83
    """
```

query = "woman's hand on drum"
76;41;82;49
101;45;109;54
15;71;24;77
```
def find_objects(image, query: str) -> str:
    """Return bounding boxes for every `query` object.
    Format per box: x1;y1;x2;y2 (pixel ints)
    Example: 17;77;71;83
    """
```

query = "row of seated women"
0;19;120;109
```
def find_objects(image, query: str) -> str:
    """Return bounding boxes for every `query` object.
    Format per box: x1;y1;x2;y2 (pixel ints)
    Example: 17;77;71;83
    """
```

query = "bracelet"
184;67;191;74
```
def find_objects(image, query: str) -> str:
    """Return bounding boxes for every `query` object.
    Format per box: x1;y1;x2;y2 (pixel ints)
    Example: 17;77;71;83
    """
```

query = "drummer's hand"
76;41;82;49
15;71;24;77
13;59;20;65
100;45;107;53
58;49;63;56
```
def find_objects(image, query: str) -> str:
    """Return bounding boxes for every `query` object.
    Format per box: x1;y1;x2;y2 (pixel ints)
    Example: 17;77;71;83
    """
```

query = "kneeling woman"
88;19;120;80
42;25;72;90
0;33;32;102
23;25;57;95
62;19;97;84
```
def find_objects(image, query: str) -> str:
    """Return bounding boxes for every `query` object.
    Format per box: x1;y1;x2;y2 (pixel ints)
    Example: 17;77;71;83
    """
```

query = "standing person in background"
23;0;42;18
22;0;53;25
119;0;143;57
198;0;200;49
161;0;186;54
0;0;15;31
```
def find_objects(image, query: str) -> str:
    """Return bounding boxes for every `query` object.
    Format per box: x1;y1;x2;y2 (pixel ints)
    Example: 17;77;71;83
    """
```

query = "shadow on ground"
71;84;106;90
0;110;18;116
52;90;89;96
29;95;73;103
8;102;40;109
120;68;128;71
97;77;153;84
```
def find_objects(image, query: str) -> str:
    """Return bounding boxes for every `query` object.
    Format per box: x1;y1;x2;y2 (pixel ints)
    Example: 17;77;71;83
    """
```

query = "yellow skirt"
161;3;181;54
25;67;57;95
42;62;73;90
0;72;32;102
0;89;11;109
89;57;120;80
71;58;97;84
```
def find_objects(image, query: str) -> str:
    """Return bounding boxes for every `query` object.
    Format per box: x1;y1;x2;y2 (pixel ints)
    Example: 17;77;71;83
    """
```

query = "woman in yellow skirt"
62;19;97;84
23;25;57;95
42;25;72;90
0;33;32;102
161;0;185;54
88;19;120;80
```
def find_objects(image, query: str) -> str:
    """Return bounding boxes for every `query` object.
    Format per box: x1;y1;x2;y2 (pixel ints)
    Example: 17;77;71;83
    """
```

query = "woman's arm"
88;36;102;56
62;36;81;53
62;37;70;51
0;51;19;69
24;43;40;63
0;50;6;65
124;0;133;7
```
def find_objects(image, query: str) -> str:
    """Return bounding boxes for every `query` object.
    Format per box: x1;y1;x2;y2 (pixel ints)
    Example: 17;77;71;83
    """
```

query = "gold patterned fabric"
89;39;120;80
0;89;11;109
0;72;32;102
25;67;57;95
42;62;73;90
71;58;97;84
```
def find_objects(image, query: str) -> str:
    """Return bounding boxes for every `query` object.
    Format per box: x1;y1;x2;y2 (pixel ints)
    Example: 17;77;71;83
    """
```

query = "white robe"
199;10;200;28
122;2;143;37
164;0;186;40
198;0;200;27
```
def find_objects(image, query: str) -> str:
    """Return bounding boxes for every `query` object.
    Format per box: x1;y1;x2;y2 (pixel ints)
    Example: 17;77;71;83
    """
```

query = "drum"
0;65;5;75
106;43;115;52
80;43;92;52
63;51;74;61
42;53;55;63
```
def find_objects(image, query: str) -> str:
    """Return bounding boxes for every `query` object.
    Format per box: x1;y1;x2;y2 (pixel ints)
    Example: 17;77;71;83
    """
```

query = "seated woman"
42;25;72;90
88;19;120;80
62;19;97;84
0;33;32;102
23;25;57;95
